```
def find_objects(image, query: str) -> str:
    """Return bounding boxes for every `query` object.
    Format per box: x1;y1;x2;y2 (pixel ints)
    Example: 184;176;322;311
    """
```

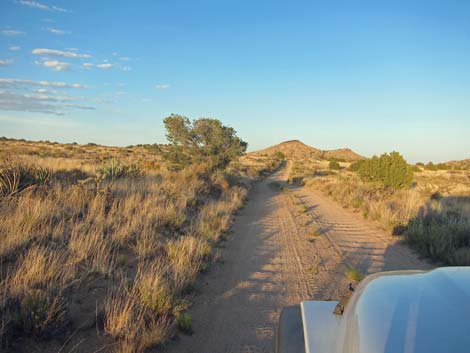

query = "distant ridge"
254;140;364;161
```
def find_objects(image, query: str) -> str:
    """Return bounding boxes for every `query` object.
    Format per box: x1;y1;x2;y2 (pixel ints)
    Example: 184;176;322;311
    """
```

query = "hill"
254;140;364;161
446;159;470;170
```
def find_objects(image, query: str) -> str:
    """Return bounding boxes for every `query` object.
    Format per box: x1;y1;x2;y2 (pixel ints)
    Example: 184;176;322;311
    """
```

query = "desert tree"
163;115;247;170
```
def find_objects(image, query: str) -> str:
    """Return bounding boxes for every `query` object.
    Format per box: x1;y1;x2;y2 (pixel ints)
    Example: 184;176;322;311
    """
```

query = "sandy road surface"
165;165;431;353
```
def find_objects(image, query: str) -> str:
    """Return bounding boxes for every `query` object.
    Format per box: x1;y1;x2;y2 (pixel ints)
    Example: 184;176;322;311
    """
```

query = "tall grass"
0;141;257;352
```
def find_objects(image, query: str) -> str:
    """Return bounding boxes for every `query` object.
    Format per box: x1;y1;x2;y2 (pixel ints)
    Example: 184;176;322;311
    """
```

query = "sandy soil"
164;165;431;353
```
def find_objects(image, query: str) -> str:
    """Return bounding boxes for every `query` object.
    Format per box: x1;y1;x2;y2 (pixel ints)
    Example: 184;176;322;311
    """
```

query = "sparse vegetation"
345;267;363;282
302;150;470;266
328;160;340;170
176;313;192;334
0;121;279;352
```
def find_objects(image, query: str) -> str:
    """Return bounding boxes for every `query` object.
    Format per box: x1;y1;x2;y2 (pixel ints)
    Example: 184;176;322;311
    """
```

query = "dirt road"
165;166;431;353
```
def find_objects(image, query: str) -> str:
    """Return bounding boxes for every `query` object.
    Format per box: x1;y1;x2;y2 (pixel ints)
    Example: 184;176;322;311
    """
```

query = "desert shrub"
329;160;340;170
97;159;142;180
272;151;285;160
176;313;192;333
410;165;422;172
358;151;413;189
19;289;67;337
346;267;363;282
424;162;438;171
406;197;470;265
133;262;173;315
0;161;50;197
104;278;171;351
436;163;450;170
163;115;247;170
348;159;365;172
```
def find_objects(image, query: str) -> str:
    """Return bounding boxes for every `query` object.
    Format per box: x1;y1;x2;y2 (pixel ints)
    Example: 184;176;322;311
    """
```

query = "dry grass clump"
406;196;470;265
104;279;172;352
1;246;76;342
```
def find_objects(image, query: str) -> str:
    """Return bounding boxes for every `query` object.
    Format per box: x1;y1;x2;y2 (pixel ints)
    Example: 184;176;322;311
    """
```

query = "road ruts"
163;165;432;353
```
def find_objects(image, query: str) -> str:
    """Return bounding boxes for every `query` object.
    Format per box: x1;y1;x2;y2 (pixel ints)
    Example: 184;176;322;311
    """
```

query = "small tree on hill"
329;160;340;170
358;151;413;189
273;151;285;160
163;114;247;170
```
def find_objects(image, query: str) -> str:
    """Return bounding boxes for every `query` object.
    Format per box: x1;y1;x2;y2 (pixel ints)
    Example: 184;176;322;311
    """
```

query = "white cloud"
46;28;70;35
0;60;13;67
23;93;76;102
82;63;93;69
0;78;86;89
41;60;70;71
32;48;91;59
155;84;170;89
96;63;113;69
0;91;94;115
0;115;78;128
117;83;127;87
2;30;26;37
119;57;131;61
16;1;68;13
121;66;132;72
8;46;20;51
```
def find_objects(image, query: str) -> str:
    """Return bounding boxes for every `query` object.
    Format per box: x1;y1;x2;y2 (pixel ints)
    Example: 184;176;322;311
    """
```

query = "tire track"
164;165;432;353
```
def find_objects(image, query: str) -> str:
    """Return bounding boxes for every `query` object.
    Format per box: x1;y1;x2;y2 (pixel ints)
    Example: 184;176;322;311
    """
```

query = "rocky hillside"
255;140;364;161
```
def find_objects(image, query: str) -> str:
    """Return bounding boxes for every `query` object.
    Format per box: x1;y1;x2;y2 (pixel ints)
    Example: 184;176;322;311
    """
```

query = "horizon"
1;0;469;163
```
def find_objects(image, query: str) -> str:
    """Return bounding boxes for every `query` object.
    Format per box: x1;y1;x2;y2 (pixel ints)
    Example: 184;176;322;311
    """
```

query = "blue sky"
0;0;469;162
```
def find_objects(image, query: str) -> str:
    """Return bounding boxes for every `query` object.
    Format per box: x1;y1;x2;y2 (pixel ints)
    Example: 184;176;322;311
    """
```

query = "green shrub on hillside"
273;151;285;160
424;162;438;171
348;160;365;172
358;152;413;189
329;160;340;170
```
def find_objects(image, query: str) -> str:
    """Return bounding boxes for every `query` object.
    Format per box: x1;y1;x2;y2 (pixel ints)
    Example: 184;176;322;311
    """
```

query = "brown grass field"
0;138;282;353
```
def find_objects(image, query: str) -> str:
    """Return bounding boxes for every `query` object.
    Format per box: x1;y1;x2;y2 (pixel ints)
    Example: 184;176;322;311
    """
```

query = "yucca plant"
0;161;50;197
97;159;142;180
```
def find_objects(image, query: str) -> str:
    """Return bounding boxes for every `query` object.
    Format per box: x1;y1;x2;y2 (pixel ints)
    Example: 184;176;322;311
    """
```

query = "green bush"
348;160;365;172
272;151;285;160
328;160;340;170
176;313;192;333
358;152;413;189
424;162;438;171
163;115;247;170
